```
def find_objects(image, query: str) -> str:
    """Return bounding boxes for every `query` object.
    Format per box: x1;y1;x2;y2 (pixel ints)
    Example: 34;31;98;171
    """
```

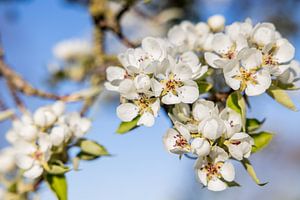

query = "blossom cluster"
169;16;297;95
106;15;299;127
4;101;91;179
164;100;253;191
106;15;299;191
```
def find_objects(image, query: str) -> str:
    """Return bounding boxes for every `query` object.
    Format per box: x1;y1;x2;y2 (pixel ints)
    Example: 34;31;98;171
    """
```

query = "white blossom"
163;123;191;154
205;32;248;68
219;108;242;138
225;132;254;160
261;38;295;76
195;147;235;191
117;96;160;127
152;56;199;104
15;135;52;179
224;48;271;96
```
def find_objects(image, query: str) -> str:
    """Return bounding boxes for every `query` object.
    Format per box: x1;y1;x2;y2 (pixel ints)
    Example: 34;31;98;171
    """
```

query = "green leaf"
45;174;68;200
242;158;267;186
77;139;109;157
251;131;273;153
76;151;99;161
267;85;297;111
116;116;140;134
46;163;70;175
276;82;300;90
227;181;241;187
197;81;213;93
246;118;265;133
226;91;246;131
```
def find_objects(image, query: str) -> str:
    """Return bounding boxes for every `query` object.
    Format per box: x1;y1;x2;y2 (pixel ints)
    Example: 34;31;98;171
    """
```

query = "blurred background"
1;0;300;199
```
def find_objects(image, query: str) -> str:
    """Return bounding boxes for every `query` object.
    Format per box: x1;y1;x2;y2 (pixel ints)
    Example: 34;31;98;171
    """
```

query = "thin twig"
6;80;26;113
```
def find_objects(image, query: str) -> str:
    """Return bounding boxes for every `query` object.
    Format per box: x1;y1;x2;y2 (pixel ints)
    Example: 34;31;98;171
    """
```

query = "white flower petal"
212;33;233;55
15;154;34;170
208;178;227;191
138;112;155;127
220;162;235;182
177;85;199;104
191;138;210;156
204;52;221;69
23;164;43;179
162;92;181;105
274;39;295;63
106;66;126;82
116;103;139;122
245;70;271;96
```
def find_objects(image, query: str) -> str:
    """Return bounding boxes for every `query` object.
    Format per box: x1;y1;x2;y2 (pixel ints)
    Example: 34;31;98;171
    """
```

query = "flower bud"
51;101;65;116
18;124;38;141
191;138;210;156
50;126;66;146
208;15;225;32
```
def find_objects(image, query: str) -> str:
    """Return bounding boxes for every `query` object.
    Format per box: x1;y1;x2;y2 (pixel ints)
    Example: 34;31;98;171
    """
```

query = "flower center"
222;45;236;60
202;162;223;180
263;54;278;66
161;74;183;96
235;68;258;90
32;150;43;161
173;134;189;148
137;54;153;63
134;96;155;114
224;50;235;60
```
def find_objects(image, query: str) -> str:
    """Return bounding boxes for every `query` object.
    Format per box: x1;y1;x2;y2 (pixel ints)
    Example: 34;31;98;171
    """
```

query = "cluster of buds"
106;15;299;191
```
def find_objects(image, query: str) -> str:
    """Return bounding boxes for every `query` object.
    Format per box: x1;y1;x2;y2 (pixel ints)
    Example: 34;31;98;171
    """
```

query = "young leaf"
242;158;267;186
77;139;109;157
45;174;68;200
251;131;273;153
226;91;246;131
116;116;140;134
76;151;99;160
276;81;299;90
46;163;70;175
267;85;297;111
197;81;213;93
246;118;265;133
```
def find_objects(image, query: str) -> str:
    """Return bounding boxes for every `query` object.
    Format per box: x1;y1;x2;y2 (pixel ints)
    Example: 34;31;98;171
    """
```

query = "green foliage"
267;85;297;111
246;118;265;133
45;174;68;200
197;81;213;93
251;132;273;153
242;158;267;186
116;116;140;134
226;91;246;131
76;139;109;157
46;162;70;175
274;80;299;90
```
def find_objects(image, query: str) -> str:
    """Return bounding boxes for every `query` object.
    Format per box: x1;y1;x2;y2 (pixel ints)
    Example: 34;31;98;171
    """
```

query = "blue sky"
1;0;300;199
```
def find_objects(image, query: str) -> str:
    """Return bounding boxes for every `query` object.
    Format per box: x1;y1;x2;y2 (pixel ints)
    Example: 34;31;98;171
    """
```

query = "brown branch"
6;80;26;113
